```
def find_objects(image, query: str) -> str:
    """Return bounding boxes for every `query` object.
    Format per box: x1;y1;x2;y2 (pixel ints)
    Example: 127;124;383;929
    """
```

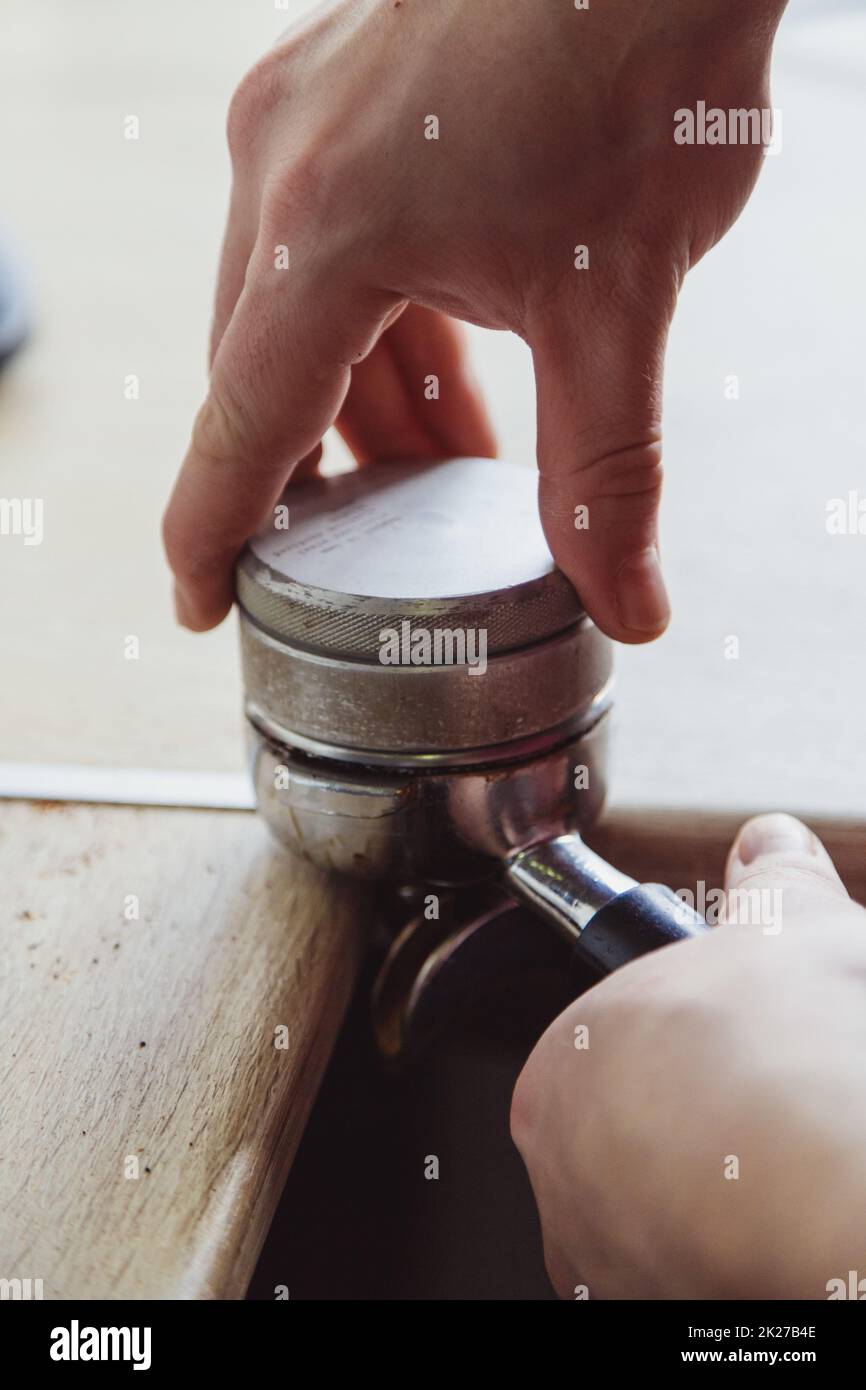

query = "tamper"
235;458;706;1052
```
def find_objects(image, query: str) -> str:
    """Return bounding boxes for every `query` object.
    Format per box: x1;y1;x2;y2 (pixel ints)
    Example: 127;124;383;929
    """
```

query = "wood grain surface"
0;801;365;1300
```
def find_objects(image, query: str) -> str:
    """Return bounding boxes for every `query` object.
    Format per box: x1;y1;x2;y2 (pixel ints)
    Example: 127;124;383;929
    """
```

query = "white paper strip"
0;762;256;811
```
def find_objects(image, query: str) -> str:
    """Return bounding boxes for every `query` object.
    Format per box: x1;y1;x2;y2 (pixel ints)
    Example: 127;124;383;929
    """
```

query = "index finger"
163;253;398;630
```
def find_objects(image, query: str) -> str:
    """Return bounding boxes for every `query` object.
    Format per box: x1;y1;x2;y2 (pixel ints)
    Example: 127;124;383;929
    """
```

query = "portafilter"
235;456;706;1028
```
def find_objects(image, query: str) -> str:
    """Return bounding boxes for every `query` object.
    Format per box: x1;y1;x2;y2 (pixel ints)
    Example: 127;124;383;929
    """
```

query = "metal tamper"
236;457;706;1054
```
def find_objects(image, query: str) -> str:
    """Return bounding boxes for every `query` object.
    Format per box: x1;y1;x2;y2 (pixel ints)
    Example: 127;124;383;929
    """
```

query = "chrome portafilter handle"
506;834;703;972
235;457;708;1059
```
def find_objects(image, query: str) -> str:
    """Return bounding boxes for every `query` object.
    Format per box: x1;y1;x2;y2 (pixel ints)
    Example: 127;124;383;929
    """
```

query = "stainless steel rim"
244;679;614;770
238;613;614;755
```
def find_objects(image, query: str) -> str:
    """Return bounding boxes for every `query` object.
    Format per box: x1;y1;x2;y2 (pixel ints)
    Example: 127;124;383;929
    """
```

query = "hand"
511;814;866;1299
163;0;787;639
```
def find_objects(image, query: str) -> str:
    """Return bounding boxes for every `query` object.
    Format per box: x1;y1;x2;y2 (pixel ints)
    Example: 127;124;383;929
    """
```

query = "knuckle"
258;146;341;242
191;392;250;469
570;437;664;503
225;78;258;162
257;175;302;240
225;52;283;163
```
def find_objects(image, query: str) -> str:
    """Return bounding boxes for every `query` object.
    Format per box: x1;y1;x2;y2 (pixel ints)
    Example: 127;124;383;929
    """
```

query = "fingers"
385;306;497;459
723;813;850;928
164;252;398;630
336;314;443;466
208;179;259;368
726;814;844;890
337;305;496;466
529;276;676;644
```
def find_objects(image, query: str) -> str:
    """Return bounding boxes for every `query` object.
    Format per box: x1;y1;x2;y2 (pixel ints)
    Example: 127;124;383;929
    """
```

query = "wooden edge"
586;808;866;905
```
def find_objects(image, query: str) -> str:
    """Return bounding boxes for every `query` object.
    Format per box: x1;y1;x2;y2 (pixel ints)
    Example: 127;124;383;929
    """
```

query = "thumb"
530;282;674;644
724;813;850;931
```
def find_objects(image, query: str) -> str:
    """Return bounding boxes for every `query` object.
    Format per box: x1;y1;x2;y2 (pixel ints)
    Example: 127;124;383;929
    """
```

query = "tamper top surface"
237;458;585;660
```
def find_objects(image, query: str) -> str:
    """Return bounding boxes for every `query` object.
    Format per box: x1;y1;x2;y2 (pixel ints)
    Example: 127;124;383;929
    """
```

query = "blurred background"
1;0;864;819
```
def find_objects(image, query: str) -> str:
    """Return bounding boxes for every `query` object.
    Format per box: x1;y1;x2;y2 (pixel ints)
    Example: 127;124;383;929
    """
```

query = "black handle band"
574;883;708;975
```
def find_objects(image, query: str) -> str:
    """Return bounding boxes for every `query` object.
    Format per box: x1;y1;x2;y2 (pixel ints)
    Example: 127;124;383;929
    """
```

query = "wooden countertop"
1;801;363;1300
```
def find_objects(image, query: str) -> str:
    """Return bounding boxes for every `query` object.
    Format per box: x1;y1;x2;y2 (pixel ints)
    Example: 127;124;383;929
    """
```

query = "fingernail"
734;814;816;866
615;548;670;634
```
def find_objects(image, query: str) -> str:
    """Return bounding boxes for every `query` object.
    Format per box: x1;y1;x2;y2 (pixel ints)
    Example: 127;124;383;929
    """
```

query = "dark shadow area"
249;928;597;1300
